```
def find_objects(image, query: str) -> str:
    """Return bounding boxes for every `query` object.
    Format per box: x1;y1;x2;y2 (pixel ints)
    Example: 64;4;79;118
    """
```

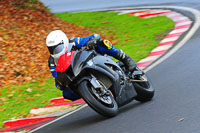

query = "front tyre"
78;81;118;117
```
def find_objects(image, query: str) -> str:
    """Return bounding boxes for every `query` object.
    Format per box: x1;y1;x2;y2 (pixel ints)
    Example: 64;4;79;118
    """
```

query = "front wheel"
133;73;155;102
78;80;118;117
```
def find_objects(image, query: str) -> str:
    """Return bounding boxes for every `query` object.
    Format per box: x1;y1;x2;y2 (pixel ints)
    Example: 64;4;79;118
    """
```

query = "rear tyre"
134;73;155;102
78;81;118;117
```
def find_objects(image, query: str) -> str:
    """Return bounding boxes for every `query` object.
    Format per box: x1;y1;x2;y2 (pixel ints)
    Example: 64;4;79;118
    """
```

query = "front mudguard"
75;76;101;90
75;73;120;103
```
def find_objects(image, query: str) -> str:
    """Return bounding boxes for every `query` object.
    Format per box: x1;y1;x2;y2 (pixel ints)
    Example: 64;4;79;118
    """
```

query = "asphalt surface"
35;1;200;133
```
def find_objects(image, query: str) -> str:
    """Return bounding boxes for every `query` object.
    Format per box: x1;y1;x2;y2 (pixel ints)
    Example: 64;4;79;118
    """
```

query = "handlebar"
79;41;97;51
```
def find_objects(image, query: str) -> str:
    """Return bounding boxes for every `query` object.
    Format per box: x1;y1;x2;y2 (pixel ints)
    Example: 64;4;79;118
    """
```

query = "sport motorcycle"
55;43;155;117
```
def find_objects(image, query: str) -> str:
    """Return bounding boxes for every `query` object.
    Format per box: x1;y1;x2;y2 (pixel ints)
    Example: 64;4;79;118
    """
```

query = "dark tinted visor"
48;40;64;55
53;44;64;55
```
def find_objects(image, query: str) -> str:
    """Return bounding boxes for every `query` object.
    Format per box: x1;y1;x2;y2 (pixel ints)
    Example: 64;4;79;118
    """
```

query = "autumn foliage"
0;0;94;88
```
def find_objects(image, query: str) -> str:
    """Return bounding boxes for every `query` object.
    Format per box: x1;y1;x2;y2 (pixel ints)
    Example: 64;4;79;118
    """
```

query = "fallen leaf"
79;25;84;29
41;100;48;104
35;32;40;36
0;97;8;101
56;94;62;97
34;94;41;96
8;93;13;97
0;37;3;41
25;77;32;81
0;108;6;111
26;113;36;118
26;97;34;101
178;118;184;122
24;16;28;20
18;94;22;97
26;88;32;92
102;21;109;24
18;90;23;93
40;82;46;86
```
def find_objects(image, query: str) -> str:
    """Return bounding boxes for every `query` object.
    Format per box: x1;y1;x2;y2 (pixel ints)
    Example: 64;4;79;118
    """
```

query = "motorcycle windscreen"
56;51;74;73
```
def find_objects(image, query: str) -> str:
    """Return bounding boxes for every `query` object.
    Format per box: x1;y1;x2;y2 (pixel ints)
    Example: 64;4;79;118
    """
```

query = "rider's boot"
114;49;137;72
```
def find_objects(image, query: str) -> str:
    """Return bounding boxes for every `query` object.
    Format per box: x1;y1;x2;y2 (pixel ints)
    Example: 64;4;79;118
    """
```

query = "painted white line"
160;37;179;43
28;104;88;133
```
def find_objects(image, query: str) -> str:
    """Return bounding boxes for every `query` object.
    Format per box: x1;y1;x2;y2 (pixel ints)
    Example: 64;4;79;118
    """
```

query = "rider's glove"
86;37;98;50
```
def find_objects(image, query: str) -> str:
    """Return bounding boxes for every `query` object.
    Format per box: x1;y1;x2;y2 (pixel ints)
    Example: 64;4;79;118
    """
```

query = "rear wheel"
134;73;155;102
78;80;118;117
118;61;155;102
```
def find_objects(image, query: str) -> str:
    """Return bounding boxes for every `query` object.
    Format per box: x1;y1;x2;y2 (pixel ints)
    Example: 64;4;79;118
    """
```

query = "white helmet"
46;30;69;64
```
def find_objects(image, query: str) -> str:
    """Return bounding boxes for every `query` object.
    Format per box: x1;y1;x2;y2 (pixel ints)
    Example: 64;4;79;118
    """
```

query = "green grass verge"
0;78;60;128
0;12;174;128
55;12;174;62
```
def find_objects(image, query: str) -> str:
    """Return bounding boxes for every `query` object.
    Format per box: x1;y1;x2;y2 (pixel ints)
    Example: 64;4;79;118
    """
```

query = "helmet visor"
53;44;64;55
48;40;65;55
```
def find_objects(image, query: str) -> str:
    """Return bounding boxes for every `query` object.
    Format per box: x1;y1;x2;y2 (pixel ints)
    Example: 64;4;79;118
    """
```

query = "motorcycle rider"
46;30;136;101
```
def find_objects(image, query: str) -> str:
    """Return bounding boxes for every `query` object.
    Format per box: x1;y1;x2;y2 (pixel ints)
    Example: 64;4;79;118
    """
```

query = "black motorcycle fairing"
71;50;96;76
92;55;123;73
69;50;121;86
55;71;72;88
117;80;137;107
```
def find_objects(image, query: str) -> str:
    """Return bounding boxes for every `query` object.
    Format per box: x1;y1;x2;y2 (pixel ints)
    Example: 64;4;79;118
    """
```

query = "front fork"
90;75;111;96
